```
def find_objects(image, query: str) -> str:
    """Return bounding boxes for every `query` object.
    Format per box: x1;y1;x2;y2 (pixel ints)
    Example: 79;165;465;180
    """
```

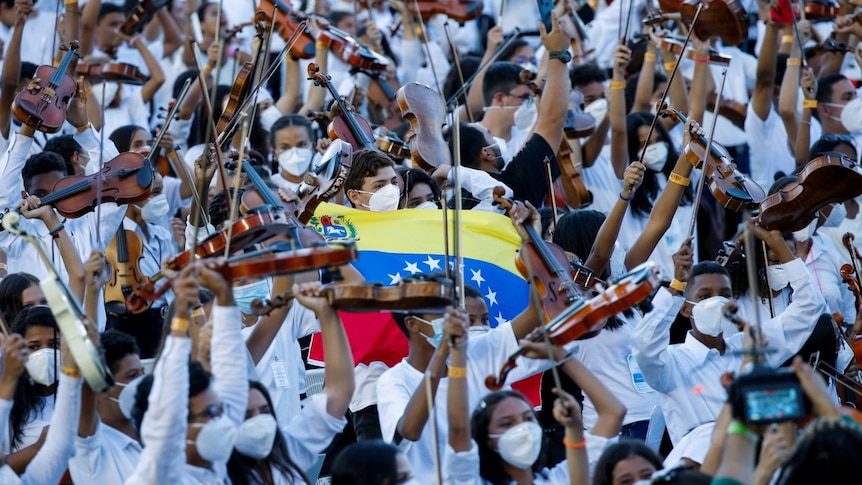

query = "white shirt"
803;233;856;323
744;104;795;190
276;393;348;484
376;322;545;485
270;173;302;192
69;418;142;484
580;148;623;215
98;86;151;143
242;302;319;425
632;258;825;443
0;9;58;65
13;393;54;452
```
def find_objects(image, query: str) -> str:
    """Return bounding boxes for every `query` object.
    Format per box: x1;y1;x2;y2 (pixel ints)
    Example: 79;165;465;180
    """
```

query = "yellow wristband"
787;57;802;67
65;0;78;4
803;99;818;109
644;52;656;62
670;278;687;292
782;35;794;44
76;122;91;134
663;61;676;71
448;366;467;378
315;41;328;50
171;316;190;332
610;81;626;90
669;172;691;186
204;64;212;75
61;366;81;378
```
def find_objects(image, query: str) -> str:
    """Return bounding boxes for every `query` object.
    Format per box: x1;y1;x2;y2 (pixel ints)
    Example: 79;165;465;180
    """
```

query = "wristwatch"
548;50;572;63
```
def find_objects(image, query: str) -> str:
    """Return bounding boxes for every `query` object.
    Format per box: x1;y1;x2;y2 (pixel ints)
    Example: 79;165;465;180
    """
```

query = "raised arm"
584;162;644;274
777;26;805;147
394;322;451;442
445;308;471;452
609;44;630;179
78;250;107;439
244;274;294;364
795;68;817;171
465;26;503;119
752;20;780;122
125;36;166;104
80;0;101;56
0;0;29;139
534;11;573;153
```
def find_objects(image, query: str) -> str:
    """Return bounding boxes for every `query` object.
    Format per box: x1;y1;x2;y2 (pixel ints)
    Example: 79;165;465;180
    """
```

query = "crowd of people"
0;0;862;483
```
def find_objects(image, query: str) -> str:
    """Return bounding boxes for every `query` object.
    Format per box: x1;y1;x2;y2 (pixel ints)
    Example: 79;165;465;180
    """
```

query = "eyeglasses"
189;403;224;422
821;133;856;147
505;91;533;102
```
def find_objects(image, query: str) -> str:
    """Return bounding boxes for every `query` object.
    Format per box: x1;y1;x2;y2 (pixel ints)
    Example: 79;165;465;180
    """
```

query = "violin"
76;62;149;85
407;1;483;24
660;109;765;211
486;261;660;390
105;227;148;315
810;38;856;56
363;70;404;131
657;35;732;65
215;61;255;137
294;139;353;225
397;82;451;171
679;0;748;46
716;236;744;269
758;154;862;232
251;276;455;315
842;233;862;313
258;0;316;59
308;63;378;151
570;260;606;289
106;0;171;57
34;152;154;219
375;133;410;160
126;208;293;312
318;24;391;72
2;212;115;394
803;0;841;21
13;41;80;134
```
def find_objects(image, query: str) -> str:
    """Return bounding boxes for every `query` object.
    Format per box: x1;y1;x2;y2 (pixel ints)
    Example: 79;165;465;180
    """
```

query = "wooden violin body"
397;82;451;171
804;0;841;21
107;0;170;57
13;41;80;133
217;243;358;281
758;154;862;232
365;71;404;130
680;0;748;46
295;139;353;225
42;152;154;219
411;0;483;24
76;62;149;85
105;227;148;315
375;133;410;160
318;25;391;72
259;0;316;59
216;61;255;136
308;63;379;152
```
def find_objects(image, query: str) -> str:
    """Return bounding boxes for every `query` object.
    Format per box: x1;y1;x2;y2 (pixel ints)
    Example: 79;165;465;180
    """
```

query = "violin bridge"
43;86;56;99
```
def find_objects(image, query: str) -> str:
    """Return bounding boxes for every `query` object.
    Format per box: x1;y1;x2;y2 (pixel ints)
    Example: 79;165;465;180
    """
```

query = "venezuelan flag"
306;203;541;402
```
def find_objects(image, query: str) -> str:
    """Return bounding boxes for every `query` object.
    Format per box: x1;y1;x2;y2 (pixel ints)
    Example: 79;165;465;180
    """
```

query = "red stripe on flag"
308;311;408;368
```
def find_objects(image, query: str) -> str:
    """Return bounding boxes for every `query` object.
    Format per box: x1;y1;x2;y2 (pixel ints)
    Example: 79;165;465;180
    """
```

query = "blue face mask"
233;279;270;315
415;316;445;348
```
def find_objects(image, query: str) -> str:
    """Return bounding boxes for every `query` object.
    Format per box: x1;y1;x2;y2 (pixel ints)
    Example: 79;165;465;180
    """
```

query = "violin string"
224;117;251;258
544;157;559;225
812;360;862;398
634;3;704;169
686;63;728;240
411;0;443;96
790;0;808;68
443;22;474;123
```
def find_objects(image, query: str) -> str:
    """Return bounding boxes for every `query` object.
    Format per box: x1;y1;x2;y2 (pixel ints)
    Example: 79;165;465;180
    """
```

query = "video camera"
728;365;811;425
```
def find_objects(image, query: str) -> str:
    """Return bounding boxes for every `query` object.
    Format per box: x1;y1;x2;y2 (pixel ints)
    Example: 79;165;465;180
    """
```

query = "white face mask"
140;194;170;223
234;413;278;459
489;421;543;469
92;81;120;106
359;184;400;212
414;201;438;210
793;218;818;242
822;203;847;228
840;98;862;133
415;316;445;348
513;98;538;132
837;340;855;374
187;416;237;463
25;348;59;386
469;325;490;337
108;375;145;420
278;147;314;177
232;279;271;315
690;295;732;337
642;141;669;171
583;97;608;124
766;265;789;292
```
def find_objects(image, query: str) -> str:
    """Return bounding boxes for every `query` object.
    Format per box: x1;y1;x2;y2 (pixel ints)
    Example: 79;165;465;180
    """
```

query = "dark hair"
445;123;488;170
776;416;862;484
329;11;354;28
464;284;482;300
499;39;530;63
131;361;211;435
537;207;565;240
22;152;67;192
623;71;666;115
0;0;13;9
809;137;855;160
472;390;546;484
443;55;482;106
0;272;41;324
592;440;663;485
553;210;605;264
20;62;37;83
399;167;441;206
569;63;607;89
270;115;314;147
482;62;522;106
815;74;848;104
109;124;148;153
101;329;141;374
9;306;57;448
130;374;154;435
44;135;85;175
208;187;246;229
344;149;395;204
98;3;124;22
683;261;730;299
228;381;311;485
196;1;218;21
330;441;402;485
625;112;692;218
781;314;839;374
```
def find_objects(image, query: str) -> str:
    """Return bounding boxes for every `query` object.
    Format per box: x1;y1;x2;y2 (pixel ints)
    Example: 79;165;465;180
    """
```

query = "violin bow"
223;114;252;257
761;239;776;318
789;0;810;69
742;216;767;363
443;21;474;123
206;0;226;145
443;28;521;112
410;0;444;95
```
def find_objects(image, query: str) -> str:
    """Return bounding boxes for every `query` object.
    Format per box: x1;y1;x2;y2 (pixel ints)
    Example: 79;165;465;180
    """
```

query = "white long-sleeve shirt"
70;420;142;485
632;258;825;444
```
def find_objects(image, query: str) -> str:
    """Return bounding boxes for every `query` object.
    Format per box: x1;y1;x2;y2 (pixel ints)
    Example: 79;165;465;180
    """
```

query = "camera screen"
745;387;802;422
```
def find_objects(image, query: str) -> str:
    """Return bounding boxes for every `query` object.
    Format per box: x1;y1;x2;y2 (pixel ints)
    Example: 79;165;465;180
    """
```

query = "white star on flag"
388;272;403;285
485;288;498;307
423;255;441;271
494;312;510;326
470;269;485;286
403;261;421;275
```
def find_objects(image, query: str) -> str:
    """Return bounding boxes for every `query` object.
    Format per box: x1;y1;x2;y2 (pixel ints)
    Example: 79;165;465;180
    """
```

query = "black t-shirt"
492;133;560;207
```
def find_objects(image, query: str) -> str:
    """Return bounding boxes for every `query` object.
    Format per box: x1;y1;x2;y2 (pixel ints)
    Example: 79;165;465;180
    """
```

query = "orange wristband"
448;366;467;378
610;81;626;90
787;57;802;67
563;437;587;449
